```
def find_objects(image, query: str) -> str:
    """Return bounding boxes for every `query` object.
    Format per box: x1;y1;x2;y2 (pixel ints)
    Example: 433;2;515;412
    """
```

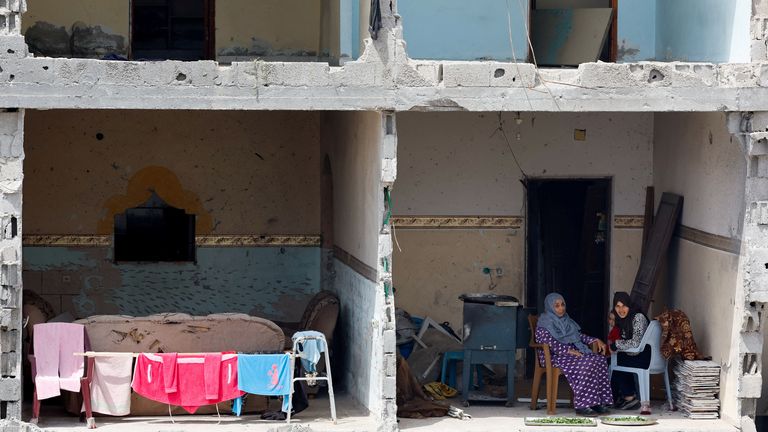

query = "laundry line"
74;351;292;357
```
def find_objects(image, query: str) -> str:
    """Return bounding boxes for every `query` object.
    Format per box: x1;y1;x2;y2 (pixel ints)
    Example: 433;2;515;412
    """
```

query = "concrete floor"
398;401;738;432
27;395;737;432
27;393;377;432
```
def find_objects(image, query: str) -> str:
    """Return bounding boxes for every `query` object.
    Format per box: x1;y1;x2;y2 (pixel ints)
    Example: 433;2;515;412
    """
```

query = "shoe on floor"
575;407;598;417
591;405;610;414
619;398;641;410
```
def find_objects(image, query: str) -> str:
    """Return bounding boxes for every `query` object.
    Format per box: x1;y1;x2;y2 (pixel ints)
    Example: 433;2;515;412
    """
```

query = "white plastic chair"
609;320;674;410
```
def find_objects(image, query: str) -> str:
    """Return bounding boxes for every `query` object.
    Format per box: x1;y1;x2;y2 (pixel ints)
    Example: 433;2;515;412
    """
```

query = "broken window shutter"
629;192;683;315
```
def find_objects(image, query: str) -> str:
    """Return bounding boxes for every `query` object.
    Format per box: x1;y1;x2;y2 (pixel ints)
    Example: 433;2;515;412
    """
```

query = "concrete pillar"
0;0;28;60
378;111;397;432
726;111;768;431
754;0;768;61
0;109;24;421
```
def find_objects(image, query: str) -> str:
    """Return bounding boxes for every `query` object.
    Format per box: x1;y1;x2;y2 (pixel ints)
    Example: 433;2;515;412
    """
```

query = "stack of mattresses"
673;359;721;419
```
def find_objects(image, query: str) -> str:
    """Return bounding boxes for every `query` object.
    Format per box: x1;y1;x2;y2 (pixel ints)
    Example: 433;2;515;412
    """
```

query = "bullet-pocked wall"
321;111;392;418
392;112;653;332
21;0;366;62
652;112;746;423
22;109;322;322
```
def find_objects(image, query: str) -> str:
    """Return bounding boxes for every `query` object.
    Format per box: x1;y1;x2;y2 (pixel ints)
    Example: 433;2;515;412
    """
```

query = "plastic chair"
609;320;674;410
440;350;483;390
528;315;569;415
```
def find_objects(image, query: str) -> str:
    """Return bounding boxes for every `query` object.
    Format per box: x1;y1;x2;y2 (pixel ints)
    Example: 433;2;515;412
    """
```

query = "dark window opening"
132;0;213;61
114;191;196;262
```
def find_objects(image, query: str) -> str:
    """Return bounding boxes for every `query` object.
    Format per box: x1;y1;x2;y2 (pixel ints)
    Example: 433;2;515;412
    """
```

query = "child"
607;310;619;353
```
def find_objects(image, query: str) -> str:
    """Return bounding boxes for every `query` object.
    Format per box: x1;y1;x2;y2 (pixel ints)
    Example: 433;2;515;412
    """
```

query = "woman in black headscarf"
610;291;650;412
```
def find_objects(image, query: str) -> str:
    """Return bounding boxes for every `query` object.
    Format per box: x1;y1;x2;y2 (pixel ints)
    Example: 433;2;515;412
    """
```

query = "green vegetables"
525;417;596;425
601;416;649;422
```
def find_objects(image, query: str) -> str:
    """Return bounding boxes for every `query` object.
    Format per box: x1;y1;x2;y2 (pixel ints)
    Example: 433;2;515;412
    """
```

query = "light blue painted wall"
617;0;656;62
655;0;749;63
341;0;361;59
23;246;321;321
398;0;529;61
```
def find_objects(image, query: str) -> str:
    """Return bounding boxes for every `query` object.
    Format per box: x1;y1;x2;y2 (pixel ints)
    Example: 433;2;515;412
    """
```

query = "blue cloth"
537;293;592;354
233;354;291;415
292;331;326;373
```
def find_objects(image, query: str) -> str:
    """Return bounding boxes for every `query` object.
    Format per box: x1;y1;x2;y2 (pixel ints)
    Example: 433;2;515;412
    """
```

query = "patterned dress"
535;327;613;409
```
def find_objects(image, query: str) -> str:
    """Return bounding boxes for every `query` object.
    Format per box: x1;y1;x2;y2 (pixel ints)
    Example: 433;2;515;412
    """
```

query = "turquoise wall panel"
23;246;321;321
398;0;529;61
655;0;749;63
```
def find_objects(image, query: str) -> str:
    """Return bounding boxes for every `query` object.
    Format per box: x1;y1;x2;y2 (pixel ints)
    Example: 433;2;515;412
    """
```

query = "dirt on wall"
25;21;126;58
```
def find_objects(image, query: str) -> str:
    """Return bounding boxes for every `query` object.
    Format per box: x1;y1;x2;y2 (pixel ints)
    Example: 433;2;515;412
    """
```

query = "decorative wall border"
333;245;378;282
676;225;742;255
391;216;523;229
614;215;645;229
23;234;322;247
23;235;111;247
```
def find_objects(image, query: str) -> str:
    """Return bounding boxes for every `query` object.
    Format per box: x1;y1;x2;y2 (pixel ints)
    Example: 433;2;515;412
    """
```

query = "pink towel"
204;353;221;400
82;357;133;416
132;353;242;413
160;353;178;393
33;323;85;400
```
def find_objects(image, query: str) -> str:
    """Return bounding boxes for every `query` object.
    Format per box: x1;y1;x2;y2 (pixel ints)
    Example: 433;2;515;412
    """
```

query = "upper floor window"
132;0;213;61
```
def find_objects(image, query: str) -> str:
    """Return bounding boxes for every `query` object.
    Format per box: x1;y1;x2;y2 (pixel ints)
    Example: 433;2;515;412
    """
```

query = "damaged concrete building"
0;0;767;430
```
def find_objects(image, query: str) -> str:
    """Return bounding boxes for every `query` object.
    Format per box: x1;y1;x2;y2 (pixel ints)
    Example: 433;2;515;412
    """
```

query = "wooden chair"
528;315;599;414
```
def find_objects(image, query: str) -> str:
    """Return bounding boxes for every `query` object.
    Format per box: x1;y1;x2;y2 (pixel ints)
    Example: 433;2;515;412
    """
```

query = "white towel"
82;357;133;416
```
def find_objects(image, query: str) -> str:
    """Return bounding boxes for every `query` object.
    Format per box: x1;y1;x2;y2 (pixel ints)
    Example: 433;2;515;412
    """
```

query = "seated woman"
609;291;650;412
535;293;612;417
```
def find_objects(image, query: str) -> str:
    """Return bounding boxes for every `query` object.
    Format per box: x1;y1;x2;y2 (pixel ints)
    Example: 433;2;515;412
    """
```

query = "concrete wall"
22;0;129;58
652;112;746;421
22;109;322;320
325;112;383;269
322;111;387;415
393;112;653;330
655;0;750;63
397;0;529;61
24;110;320;235
22;1;339;61
217;1;325;61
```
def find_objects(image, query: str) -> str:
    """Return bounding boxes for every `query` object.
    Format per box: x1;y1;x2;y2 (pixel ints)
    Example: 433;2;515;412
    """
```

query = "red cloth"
607;326;620;345
131;353;243;413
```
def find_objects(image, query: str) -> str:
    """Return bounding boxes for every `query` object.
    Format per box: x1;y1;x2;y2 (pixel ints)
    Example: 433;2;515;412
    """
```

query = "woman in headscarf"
535;292;612;417
610;291;650;412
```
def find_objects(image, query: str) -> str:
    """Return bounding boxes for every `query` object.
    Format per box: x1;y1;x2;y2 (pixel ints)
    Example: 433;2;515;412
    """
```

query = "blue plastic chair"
609;320;674;410
440;350;483;390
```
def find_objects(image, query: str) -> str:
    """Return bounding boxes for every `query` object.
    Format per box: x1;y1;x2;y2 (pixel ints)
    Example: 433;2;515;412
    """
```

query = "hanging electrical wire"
493;111;528;180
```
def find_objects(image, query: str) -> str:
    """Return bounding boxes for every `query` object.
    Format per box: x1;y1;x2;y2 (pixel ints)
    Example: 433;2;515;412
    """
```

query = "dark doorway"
526;179;610;339
131;0;214;61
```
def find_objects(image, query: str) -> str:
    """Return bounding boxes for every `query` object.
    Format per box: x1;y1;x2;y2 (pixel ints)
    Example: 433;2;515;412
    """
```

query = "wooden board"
531;8;613;66
630;193;683;314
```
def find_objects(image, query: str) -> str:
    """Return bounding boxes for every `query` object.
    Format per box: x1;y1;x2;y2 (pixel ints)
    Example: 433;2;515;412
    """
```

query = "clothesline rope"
74;351;298;357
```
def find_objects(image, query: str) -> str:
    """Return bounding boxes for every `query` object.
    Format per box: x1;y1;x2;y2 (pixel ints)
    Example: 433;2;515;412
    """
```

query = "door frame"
524;176;613;320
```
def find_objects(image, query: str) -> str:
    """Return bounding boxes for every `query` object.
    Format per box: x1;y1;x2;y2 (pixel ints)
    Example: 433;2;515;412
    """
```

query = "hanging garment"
233;354;291;415
655;309;705;360
82;356;133;416
292;331;326;373
369;0;381;40
32;323;85;400
131;353;242;414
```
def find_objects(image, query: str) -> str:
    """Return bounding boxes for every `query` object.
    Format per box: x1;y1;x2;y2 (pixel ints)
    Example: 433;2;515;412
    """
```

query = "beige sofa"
69;313;285;416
